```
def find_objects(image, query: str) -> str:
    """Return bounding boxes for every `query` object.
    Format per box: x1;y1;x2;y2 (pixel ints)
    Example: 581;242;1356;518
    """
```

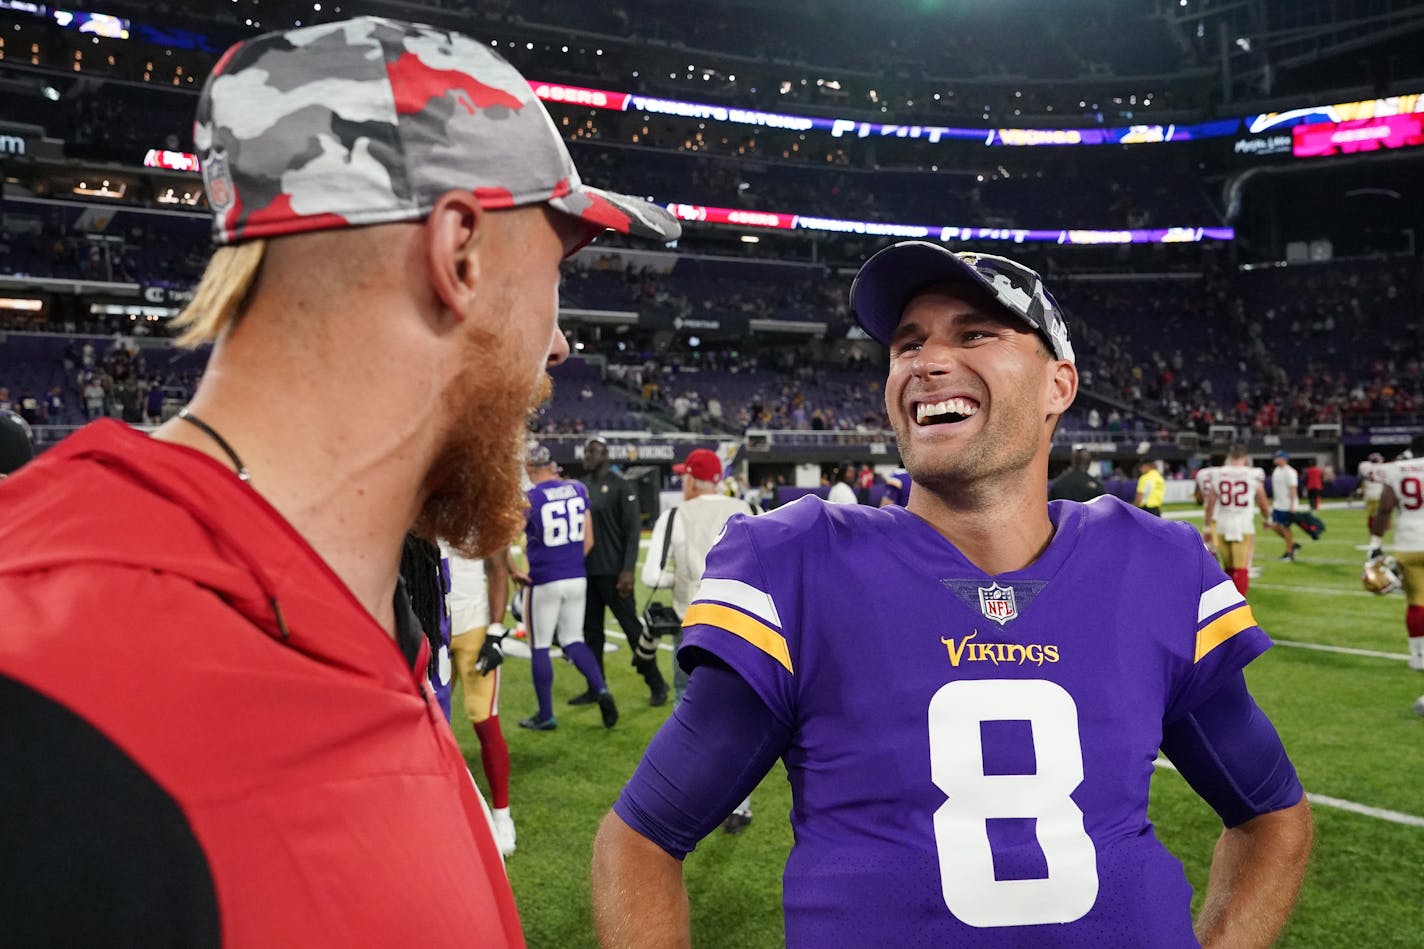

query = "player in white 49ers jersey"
1194;455;1224;550
1358;451;1389;555
1370;435;1424;677
1204;444;1272;596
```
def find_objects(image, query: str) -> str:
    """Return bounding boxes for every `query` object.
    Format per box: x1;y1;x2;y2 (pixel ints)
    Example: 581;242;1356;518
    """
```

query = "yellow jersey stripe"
1194;604;1257;663
682;602;793;674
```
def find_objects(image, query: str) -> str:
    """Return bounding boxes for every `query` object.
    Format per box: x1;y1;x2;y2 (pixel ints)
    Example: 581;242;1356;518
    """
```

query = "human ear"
424;190;486;320
1047;359;1078;416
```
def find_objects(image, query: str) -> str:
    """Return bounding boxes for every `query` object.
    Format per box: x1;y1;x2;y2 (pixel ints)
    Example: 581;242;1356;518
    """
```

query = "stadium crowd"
5;250;1421;437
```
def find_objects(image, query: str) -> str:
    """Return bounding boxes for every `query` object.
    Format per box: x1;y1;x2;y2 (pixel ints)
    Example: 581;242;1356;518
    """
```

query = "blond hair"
171;240;267;348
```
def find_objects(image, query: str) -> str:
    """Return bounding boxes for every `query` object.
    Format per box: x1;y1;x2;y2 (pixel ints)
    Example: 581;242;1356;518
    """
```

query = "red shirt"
0;421;523;947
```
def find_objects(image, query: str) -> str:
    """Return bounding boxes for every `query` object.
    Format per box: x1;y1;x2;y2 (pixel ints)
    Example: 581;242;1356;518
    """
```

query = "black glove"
477;623;506;674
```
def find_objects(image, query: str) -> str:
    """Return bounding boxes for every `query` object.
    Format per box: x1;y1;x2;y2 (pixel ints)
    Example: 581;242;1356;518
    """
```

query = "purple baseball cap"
849;241;1074;362
196;16;680;251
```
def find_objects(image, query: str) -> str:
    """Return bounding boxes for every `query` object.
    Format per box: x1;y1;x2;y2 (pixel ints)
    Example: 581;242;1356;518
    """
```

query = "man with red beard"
0;16;677;948
595;244;1310;948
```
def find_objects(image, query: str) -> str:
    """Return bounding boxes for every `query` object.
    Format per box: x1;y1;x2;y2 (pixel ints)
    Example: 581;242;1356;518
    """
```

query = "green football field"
450;503;1424;948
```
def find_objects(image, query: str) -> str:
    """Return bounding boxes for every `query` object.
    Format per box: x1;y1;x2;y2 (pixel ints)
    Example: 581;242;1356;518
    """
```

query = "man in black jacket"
1048;448;1107;502
579;437;669;706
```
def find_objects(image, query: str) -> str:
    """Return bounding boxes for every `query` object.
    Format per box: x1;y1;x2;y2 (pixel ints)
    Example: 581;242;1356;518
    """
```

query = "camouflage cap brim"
548;185;681;251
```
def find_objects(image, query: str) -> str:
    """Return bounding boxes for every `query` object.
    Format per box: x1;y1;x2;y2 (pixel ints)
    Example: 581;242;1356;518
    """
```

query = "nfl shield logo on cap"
977;582;1018;626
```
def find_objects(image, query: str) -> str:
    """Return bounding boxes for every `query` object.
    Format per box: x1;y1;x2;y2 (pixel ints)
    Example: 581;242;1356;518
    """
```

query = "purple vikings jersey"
885;469;913;506
525;479;591;585
679;495;1270;947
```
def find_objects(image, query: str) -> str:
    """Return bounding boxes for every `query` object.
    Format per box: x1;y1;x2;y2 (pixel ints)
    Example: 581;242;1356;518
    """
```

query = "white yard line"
1166;500;1360;521
1300;794;1424;828
1271;639;1410;661
1155;758;1424;828
606;628;676;652
1258;575;1389;592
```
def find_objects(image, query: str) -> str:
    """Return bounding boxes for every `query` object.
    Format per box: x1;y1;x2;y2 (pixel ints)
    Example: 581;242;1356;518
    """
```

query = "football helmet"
1361;556;1402;595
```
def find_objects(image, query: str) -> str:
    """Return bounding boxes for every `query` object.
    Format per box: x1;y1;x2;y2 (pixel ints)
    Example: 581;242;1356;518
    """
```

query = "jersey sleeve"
1164;534;1273;724
1160;671;1303;827
677;514;797;728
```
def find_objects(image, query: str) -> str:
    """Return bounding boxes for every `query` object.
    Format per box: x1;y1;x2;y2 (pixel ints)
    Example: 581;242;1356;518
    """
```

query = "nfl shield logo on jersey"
977;582;1017;626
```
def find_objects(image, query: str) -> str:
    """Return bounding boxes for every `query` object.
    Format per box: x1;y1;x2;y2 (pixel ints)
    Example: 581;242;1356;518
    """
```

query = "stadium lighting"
740;235;760;243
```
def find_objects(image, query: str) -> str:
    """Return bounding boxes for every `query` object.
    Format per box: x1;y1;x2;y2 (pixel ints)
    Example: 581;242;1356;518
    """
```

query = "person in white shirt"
1203;445;1272;595
1358;451;1389;556
1369;435;1424;678
1194;456;1223;552
827;463;858;505
643;448;757;831
442;547;518;857
1268;451;1302;561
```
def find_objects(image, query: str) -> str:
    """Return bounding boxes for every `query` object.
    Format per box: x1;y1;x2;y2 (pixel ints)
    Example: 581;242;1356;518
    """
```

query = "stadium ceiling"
1166;0;1424;97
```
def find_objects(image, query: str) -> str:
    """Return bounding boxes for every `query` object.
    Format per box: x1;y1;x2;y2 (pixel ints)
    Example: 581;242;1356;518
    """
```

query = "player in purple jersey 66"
520;445;618;730
593;242;1312;948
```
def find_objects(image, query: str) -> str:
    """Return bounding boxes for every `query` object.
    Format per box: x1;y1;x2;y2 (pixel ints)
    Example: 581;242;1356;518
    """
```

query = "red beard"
414;352;553;560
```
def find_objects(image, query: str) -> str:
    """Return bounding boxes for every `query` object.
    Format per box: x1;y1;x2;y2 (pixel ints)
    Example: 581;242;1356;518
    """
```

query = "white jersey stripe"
692;577;783;629
1197;579;1245;624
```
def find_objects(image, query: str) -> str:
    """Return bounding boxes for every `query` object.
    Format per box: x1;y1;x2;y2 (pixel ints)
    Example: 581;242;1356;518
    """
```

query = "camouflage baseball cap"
850;242;1074;363
195;16;680;249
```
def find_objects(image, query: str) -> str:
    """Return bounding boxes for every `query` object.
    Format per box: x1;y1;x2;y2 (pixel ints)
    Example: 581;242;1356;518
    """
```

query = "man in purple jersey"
520;444;617;730
593;243;1312;947
879;467;913;507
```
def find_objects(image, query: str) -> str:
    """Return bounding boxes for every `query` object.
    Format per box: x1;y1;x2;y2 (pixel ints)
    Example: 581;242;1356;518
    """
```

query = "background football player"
1204;445;1272;596
1369;434;1424;675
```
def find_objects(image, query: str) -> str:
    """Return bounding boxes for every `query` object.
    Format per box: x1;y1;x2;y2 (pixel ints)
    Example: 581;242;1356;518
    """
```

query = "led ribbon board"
666;203;1232;244
533;81;1424;151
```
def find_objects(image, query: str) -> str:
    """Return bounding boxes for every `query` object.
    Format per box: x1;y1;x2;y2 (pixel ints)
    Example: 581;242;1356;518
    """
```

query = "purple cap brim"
850;241;1009;346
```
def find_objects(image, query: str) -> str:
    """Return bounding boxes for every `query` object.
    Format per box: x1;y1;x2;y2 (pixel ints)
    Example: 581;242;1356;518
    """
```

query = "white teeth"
916;398;980;423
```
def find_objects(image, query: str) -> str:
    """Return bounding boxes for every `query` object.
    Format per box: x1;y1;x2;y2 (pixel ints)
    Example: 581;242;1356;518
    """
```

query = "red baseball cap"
673;448;722;483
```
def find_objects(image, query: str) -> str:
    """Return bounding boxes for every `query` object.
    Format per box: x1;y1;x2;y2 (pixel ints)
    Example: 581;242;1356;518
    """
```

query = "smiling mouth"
915;397;980;426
